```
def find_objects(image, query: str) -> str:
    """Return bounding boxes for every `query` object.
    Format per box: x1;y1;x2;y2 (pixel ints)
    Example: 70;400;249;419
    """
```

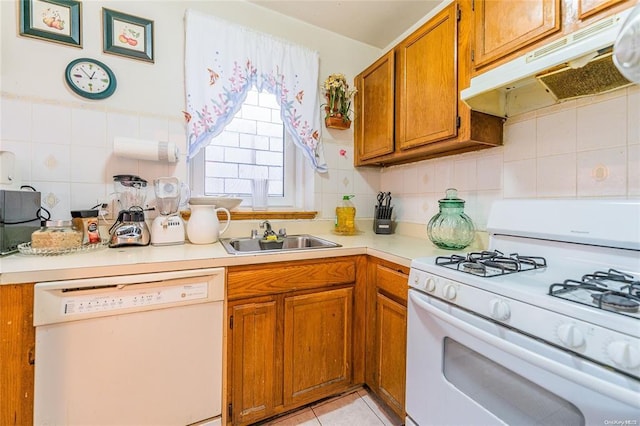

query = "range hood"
461;7;635;118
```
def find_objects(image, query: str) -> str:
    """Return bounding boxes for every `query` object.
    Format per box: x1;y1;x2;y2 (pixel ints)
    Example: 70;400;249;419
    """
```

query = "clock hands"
79;67;92;79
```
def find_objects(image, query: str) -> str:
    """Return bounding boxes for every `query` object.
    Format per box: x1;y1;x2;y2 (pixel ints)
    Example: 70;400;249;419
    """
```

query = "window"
190;87;300;208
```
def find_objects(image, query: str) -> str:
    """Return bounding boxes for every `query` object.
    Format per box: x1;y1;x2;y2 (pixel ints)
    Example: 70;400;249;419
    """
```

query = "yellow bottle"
335;195;356;235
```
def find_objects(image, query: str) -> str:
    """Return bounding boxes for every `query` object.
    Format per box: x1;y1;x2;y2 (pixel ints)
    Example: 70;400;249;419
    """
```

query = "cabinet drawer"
376;265;408;303
228;258;357;300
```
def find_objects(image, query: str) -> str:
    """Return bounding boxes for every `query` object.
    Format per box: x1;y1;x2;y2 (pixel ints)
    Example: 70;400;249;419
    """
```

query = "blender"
109;175;151;247
150;177;188;246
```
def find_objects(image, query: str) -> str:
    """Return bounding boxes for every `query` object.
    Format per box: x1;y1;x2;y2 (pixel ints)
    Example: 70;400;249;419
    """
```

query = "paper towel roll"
113;137;179;163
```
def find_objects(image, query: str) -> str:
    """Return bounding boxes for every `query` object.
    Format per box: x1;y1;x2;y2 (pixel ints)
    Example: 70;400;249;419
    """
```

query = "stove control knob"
489;299;511;321
607;341;640;369
442;283;457;301
557;324;585;349
425;277;436;293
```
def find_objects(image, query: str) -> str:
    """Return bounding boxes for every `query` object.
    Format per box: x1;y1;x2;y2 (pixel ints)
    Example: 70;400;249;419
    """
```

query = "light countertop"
0;220;484;284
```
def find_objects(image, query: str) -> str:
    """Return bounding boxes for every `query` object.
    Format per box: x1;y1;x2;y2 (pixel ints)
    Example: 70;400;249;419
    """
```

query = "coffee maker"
150;177;188;246
109;175;151;247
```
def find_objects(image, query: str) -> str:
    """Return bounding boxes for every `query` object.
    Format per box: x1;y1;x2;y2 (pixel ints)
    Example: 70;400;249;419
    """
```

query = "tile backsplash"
378;86;639;231
1;85;638;230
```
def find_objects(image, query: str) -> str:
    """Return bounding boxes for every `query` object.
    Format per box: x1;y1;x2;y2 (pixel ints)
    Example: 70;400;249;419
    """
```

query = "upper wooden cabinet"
396;5;458;150
473;0;561;69
355;51;395;161
578;0;628;20
354;1;503;167
472;0;635;73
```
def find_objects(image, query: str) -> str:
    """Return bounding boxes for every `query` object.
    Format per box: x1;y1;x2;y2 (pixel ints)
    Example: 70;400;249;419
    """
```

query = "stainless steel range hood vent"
462;8;635;118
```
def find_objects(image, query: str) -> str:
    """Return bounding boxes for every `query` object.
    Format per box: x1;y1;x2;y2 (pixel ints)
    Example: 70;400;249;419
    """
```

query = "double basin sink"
220;234;341;255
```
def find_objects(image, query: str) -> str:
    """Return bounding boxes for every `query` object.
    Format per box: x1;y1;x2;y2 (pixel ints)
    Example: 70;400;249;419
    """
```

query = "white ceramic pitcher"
186;204;231;244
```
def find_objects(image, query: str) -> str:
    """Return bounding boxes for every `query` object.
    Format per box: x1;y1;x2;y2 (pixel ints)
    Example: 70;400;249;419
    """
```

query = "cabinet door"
283;287;353;406
0;284;35;426
375;293;407;417
230;299;278;425
396;3;458;151
578;0;627;19
474;0;560;69
355;50;395;163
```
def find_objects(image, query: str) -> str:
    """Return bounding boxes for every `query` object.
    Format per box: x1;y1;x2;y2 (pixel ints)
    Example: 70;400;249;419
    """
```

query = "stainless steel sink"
220;234;341;254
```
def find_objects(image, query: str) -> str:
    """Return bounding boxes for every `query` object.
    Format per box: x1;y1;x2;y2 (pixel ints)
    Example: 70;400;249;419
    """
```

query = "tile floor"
261;387;403;426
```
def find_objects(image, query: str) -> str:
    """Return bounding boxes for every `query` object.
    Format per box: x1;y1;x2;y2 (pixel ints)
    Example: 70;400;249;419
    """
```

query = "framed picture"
19;0;82;48
103;8;154;63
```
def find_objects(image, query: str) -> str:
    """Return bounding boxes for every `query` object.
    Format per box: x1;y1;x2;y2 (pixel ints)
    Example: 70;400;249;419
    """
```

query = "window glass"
190;87;296;207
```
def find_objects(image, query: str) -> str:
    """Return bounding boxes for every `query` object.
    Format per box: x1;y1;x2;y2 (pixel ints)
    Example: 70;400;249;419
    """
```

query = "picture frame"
19;0;82;48
102;8;154;63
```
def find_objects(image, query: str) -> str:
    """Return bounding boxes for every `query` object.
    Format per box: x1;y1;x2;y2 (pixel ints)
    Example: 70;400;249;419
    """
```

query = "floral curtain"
184;9;327;172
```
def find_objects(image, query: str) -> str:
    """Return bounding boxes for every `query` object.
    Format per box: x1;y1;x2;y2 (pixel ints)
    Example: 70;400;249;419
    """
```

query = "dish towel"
184;9;327;172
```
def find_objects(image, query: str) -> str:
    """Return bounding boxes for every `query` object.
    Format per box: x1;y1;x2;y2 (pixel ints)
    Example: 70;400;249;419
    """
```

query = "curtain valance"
184;10;327;172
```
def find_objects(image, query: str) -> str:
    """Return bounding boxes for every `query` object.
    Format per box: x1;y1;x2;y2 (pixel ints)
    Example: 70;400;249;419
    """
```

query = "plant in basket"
322;73;357;129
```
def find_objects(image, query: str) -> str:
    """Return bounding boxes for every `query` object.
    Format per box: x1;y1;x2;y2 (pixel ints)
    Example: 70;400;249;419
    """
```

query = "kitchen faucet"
254;220;286;238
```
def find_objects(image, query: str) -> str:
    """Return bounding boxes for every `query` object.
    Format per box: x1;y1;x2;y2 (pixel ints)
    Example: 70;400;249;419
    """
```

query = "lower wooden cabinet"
366;258;409;419
226;256;366;425
0;284;36;426
229;297;278;425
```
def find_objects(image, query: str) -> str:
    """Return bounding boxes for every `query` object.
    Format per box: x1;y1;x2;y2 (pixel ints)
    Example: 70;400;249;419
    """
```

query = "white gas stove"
406;199;640;426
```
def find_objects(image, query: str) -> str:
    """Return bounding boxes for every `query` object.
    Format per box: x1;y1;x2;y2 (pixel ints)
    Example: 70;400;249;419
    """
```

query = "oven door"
406;289;640;426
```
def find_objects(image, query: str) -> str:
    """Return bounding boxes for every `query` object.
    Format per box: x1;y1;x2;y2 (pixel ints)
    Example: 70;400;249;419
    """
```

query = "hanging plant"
321;73;357;129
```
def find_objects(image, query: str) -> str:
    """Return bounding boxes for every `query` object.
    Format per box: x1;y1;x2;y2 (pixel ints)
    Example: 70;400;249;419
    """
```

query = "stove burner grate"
549;269;640;317
436;250;547;277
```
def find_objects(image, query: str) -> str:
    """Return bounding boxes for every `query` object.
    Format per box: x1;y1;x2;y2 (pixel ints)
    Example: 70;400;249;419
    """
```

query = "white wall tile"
577;147;627;197
380;166;403;194
70;182;109;210
503;159;536;198
433;160;454;192
503;118;536;161
107;112;139;148
577;96;627;151
337;169;354;194
353;168;379;195
537;154;576;197
71;108;107;147
70;146;109;183
32;103;71;145
536;109;576;156
403;165;419;195
628;86;639;146
31;143;71;182
1;97;32;141
140;116;169;141
476;154;503;190
415;160;437;193
453;157;477;191
628;144;640;196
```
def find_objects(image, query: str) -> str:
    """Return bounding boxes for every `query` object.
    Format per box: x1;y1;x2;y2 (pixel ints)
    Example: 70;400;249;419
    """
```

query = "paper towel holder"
113;137;180;163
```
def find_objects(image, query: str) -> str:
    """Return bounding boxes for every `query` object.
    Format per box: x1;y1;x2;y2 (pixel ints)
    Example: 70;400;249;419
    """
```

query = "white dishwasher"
33;268;225;426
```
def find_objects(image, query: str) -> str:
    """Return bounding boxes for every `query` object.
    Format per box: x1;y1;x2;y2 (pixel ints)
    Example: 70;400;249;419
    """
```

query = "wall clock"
65;58;117;100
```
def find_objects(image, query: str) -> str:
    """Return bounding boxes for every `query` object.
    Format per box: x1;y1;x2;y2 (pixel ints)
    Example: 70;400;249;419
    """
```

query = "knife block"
373;218;393;234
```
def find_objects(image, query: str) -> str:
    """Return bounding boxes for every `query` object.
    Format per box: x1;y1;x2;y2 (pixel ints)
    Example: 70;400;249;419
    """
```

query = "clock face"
65;58;117;100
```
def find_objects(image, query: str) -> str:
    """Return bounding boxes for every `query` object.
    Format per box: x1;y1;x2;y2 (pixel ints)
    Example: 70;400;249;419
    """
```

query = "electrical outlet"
98;200;118;221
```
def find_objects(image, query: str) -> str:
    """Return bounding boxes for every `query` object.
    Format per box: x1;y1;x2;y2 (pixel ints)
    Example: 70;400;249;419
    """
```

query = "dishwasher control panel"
61;282;209;316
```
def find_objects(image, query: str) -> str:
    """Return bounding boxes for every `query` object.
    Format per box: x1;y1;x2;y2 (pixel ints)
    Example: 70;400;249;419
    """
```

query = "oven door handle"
410;292;640;408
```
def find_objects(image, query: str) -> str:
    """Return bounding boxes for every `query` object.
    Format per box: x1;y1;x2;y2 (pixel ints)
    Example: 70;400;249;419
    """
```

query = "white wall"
0;0;381;219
